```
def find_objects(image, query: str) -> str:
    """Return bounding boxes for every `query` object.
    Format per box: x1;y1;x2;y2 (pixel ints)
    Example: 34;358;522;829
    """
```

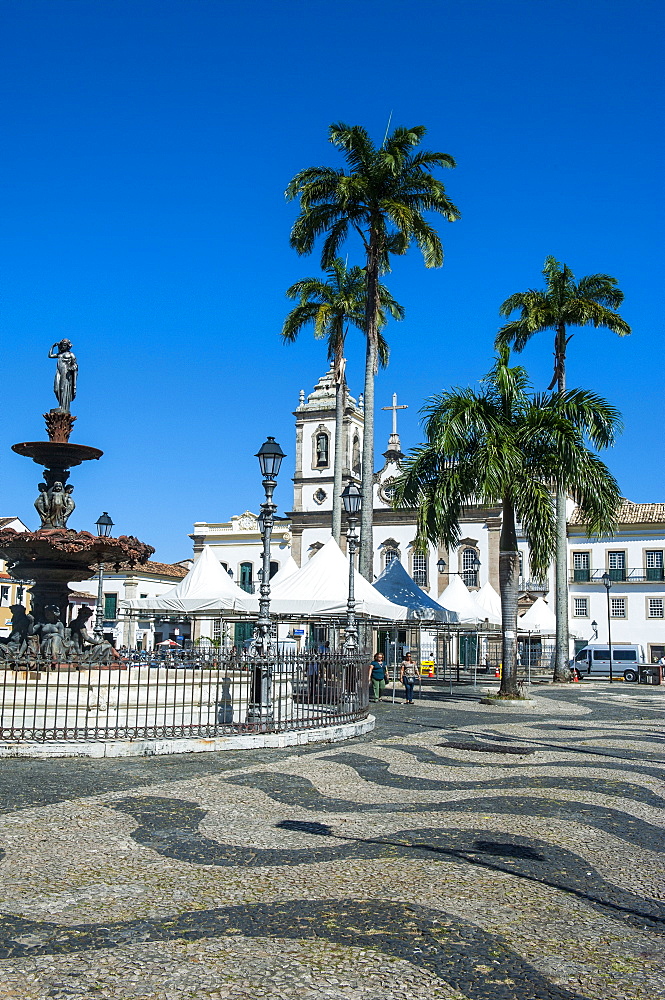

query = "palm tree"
391;348;621;696
496;257;630;681
286;123;459;579
282;259;403;543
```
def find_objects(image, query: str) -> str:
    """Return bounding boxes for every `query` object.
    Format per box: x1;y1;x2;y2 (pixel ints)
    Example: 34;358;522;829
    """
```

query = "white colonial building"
568;502;665;664
191;367;665;661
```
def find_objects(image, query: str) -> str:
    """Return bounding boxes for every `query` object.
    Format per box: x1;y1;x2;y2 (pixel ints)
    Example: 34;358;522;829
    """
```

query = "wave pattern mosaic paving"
0;685;663;999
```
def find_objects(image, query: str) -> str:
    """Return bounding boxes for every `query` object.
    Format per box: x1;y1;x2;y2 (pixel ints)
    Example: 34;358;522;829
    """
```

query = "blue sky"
1;0;662;561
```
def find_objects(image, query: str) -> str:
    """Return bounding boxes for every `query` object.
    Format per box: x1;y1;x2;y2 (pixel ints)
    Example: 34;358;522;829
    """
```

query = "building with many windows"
568;501;665;663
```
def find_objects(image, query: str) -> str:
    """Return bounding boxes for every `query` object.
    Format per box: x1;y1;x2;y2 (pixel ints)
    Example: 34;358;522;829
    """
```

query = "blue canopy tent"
373;558;458;623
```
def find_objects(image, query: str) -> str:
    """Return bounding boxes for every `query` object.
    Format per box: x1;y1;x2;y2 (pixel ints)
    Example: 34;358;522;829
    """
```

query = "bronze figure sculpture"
48;339;78;412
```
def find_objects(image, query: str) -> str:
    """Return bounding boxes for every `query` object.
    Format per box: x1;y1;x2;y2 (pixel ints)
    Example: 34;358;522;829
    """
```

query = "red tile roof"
570;499;665;526
102;560;188;579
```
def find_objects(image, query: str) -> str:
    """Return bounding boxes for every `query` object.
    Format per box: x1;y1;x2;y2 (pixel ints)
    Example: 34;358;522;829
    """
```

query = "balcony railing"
238;582;256;593
569;567;665;584
519;577;549;593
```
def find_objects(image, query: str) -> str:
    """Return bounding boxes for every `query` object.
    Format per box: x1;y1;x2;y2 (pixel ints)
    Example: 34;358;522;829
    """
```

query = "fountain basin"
12;441;103;468
0;528;154;621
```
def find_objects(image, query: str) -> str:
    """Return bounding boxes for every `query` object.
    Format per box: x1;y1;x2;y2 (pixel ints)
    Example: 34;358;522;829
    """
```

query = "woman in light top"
400;652;418;705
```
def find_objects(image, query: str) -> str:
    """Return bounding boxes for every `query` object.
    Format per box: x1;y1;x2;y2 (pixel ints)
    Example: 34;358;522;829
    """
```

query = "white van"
572;643;645;682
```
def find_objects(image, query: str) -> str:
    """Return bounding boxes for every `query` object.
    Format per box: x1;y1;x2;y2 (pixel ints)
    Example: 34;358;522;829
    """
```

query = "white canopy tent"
437;576;490;623
122;545;256;615
268;555;299;588
519;597;556;632
268;537;408;621
475;581;502;625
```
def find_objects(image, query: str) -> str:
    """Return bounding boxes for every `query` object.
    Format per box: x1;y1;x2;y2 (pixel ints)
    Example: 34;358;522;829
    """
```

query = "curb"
479;697;537;707
0;715;376;759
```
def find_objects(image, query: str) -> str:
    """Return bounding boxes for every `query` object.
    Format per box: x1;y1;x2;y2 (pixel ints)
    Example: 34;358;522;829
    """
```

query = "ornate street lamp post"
342;483;361;651
247;437;285;725
94;512;114;633
602;572;613;684
253;437;285;654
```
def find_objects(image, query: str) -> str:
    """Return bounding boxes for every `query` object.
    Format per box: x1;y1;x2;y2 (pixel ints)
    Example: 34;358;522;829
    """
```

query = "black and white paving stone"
0;683;663;999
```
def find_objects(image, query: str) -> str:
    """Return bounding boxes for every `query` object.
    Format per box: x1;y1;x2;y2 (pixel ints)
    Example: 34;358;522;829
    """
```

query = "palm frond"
391;350;619;574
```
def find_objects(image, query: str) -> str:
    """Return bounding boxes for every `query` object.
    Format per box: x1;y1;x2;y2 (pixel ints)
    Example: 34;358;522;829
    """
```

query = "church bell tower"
288;366;364;562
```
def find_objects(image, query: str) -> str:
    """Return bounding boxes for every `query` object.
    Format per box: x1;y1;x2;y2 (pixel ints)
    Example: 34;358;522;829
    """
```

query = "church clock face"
379;477;396;505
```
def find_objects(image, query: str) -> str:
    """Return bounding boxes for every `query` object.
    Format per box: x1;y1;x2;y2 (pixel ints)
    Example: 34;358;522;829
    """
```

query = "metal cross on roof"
382;392;408;435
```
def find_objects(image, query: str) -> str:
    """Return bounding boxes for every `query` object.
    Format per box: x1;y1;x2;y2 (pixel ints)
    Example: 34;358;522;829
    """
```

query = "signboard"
293;629;304;636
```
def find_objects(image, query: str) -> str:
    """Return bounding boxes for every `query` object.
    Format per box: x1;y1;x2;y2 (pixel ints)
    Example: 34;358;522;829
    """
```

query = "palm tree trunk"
359;238;380;581
499;497;520;696
554;324;571;682
331;376;345;544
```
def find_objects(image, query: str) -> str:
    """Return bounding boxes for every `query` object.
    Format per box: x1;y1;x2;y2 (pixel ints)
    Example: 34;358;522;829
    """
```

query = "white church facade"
191;368;665;663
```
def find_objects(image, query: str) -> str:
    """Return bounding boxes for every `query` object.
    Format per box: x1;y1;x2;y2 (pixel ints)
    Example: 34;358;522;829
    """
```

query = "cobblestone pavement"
0;682;663;1000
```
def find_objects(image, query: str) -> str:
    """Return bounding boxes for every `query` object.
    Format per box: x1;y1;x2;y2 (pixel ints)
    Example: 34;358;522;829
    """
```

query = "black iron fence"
0;649;368;743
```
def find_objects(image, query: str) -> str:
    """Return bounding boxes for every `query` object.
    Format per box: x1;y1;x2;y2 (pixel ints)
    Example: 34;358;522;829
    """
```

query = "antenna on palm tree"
382;110;393;147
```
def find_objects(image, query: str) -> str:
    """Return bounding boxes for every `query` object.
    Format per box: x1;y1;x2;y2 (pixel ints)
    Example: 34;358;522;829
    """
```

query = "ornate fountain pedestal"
2;432;152;623
12;439;103;488
0;340;154;662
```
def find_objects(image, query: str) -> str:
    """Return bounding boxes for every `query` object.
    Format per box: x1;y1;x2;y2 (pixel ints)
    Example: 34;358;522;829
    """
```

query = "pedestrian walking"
368;652;387;702
400;652;418;704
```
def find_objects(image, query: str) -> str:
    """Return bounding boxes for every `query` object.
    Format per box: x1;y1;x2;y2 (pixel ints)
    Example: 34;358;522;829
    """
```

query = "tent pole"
473;622;478;689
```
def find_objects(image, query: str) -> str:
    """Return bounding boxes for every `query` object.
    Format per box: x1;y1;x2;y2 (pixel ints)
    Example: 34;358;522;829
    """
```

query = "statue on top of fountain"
48;339;78;413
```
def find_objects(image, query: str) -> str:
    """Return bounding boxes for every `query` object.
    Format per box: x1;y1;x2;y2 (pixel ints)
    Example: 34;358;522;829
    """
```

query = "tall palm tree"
496;257;630;681
286;123;459;579
282;259;403;543
392;348;621;696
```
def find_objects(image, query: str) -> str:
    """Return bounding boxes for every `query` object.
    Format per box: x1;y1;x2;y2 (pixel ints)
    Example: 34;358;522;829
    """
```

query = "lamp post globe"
256;437;285;479
96;512;114;538
94;512;114;633
437;558;446;574
341;482;362;516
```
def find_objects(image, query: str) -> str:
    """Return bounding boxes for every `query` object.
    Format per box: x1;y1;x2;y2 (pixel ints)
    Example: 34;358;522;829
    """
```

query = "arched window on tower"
316;432;329;468
352;433;361;476
462;547;479;588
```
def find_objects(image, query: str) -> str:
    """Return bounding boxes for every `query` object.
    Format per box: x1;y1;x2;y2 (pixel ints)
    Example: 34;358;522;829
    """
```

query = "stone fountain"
0;339;154;636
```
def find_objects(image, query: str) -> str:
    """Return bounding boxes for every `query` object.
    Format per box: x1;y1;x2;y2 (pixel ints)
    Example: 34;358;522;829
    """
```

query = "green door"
234;622;254;648
459;634;478;666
